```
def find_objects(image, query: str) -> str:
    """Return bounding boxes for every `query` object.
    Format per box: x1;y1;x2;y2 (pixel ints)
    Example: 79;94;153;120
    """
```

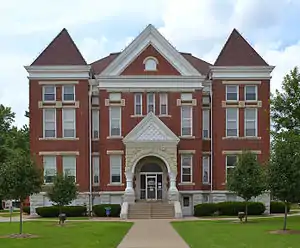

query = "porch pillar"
124;171;135;203
168;171;179;202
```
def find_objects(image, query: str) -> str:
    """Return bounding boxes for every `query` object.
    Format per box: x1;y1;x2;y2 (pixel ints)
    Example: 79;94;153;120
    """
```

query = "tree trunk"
245;200;248;223
283;201;288;230
19;201;23;234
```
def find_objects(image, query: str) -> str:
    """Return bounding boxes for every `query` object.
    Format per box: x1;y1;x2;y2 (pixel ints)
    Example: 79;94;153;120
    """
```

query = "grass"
0;213;20;218
0;221;132;248
172;216;300;248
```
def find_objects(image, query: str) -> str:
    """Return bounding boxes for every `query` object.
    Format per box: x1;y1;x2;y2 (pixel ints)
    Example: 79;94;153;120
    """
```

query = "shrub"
217;201;265;216
194;203;218;217
270;201;290;213
92;204;121;217
23;206;30;214
35;206;86;217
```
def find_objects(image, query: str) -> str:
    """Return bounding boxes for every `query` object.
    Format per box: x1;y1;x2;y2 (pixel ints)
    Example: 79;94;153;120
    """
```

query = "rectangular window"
202;156;210;184
62;109;76;138
92;109;99;139
110;155;122;183
134;93;142;116
159;93;168;115
226;85;239;101
109;107;121;136
181;93;192;101
202;110;209;138
43;156;56;184
43;109;56;138
91;96;99;105
62;85;75;101
226;155;238;182
226;108;238;137
245;108;257;136
245;85;257;101
147;93;155;113
181;154;192;183
43;85;56;101
93;156;100;186
181;106;193;136
109;93;121;101
62;156;76;182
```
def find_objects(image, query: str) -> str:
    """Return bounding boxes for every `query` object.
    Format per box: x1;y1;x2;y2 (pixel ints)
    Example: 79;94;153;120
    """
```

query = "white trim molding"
25;65;91;80
210;66;275;79
106;150;124;155
39;151;80;156
178;150;196;154
222;81;262;85
222;150;262;155
39;81;79;85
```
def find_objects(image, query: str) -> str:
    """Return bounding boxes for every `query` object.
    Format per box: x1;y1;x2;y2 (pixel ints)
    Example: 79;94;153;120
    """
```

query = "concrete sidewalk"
117;219;189;248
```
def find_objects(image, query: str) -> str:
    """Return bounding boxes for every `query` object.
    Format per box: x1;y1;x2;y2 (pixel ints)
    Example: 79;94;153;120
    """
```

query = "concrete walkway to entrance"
117;219;189;248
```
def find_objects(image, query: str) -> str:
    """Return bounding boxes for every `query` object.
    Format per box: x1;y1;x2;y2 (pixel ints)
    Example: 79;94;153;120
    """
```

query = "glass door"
157;174;162;200
146;175;156;200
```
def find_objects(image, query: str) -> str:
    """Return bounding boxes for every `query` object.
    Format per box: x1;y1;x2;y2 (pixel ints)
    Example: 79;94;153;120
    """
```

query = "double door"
140;173;163;200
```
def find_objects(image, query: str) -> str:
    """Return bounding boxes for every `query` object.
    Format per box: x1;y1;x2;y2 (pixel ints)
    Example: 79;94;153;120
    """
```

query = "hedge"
35;206;87;217
194;201;266;217
92;204;121;217
270;201;290;214
23;206;30;214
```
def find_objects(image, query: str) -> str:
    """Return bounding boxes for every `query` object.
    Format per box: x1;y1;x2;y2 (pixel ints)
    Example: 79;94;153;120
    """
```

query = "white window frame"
43;85;56;102
147;93;155;113
244;108;257;137
159;93;168;115
109;107;121;137
62;109;76;138
62;85;75;102
226;155;238;182
92;109;99;139
181;154;193;183
202;109;210;139
226;85;239;101
202;156;210;184
43;156;56;184
92;156;100;186
134;93;143;116
110;155;122;184
244;85;258;101
181;106;193;136
43;109;56;138
62;155;76;182
144;57;158;71
226;108;239;137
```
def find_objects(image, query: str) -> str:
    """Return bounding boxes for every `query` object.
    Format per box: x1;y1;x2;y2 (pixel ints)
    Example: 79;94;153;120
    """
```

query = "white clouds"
79;36;109;63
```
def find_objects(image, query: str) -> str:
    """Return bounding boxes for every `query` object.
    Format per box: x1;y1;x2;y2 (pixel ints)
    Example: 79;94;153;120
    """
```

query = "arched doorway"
134;156;168;201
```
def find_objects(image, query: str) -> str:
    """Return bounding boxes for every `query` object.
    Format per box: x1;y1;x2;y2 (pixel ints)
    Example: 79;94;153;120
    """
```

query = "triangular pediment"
123;112;179;144
99;24;201;76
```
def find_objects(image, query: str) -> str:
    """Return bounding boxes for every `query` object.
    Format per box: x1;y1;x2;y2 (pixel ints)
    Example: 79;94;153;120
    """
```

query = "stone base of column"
123;189;135;204
168;188;179;202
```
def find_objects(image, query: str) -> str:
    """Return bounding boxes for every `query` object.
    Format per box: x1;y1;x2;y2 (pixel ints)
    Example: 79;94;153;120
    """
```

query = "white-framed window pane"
92;110;99;139
43;156;56;183
226;155;237;167
109;93;121;101
134;93;142;115
226;108;238;137
43;109;56;138
63;85;75;101
245;108;257;136
110;107;121;136
181;93;192;101
147;93;155;113
145;58;157;71
181;155;192;183
159;93;168;115
43;85;55;101
245;86;257;101
181;106;192;136
202;156;210;184
63;109;76;138
93;156;100;185
62;156;76;182
226;85;238;101
110;155;122;183
202;110;209;138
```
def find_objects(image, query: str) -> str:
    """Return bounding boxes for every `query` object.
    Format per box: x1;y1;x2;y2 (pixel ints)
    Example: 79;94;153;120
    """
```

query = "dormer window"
144;57;158;71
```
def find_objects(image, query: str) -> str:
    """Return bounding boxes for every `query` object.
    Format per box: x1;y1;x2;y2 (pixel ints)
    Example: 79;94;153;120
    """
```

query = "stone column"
168;171;179;202
123;171;135;203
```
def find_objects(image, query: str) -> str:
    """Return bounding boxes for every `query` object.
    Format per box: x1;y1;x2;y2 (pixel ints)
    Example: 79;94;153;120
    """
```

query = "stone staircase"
128;202;175;219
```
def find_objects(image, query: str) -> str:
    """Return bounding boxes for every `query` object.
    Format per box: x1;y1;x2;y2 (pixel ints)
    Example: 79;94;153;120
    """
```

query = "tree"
0;151;43;234
47;173;78;214
271;66;300;133
227;150;267;222
269;131;300;230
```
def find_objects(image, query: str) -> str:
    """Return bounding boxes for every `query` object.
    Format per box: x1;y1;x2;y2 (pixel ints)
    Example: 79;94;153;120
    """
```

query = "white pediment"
123;112;179;144
99;24;202;77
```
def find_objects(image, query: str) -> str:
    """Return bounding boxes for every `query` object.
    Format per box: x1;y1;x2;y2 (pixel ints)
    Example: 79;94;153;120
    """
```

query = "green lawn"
172;216;300;248
0;213;20;218
0;221;132;248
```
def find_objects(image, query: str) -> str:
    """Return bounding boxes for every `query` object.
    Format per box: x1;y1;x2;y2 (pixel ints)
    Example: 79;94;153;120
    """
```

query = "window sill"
130;115;144;118
222;136;261;140
179;136;195;139
158;115;171;117
178;182;195;186
107;183;124;186
202;182;211;185
39;137;79;141
202;138;211;141
107;136;123;139
92;138;99;141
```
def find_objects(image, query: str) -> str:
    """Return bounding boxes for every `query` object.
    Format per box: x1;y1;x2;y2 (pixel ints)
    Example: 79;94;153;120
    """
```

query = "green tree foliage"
47;174;78;214
271;66;300;133
269;131;300;230
227;151;267;222
0;151;43;234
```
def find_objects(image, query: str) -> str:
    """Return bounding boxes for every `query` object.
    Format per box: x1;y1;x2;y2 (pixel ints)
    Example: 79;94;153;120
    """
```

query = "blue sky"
1;0;300;127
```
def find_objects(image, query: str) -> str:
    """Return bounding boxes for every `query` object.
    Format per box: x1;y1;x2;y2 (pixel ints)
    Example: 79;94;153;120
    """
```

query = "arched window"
144;57;158;71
